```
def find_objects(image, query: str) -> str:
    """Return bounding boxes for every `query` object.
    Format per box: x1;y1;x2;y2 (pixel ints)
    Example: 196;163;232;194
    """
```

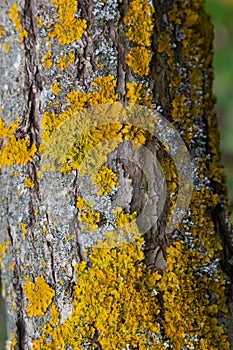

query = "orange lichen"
126;82;152;106
24;177;35;188
126;47;152;76
65;90;88;111
30;1;230;347
19;30;28;42
43;51;53;68
89;75;118;105
158;241;229;349
32;238;161;349
50;81;61;96
9;4;23;31
3;43;11;52
36;15;44;29
0;245;6;264
124;0;154;46
77;196;100;230
57;52;75;70
0;118;37;168
42;75;118;148
20;223;27;237
46;0;87;44
9;4;28;42
0;137;36;168
113;207;137;227
92;165;119;196
122;124;151;145
23;276;55;317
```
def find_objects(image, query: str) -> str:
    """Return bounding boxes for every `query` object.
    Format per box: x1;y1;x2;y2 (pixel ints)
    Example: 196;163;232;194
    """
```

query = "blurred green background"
206;0;233;214
0;0;233;347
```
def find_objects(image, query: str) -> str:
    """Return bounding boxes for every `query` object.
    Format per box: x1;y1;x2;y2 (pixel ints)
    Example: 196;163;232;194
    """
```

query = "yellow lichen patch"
46;0;87;44
43;227;47;236
0;117;19;138
24;177;35;188
32;304;60;349
20;222;27;237
113;207;137;227
57;52;75;70
9;4;28;42
92;165;119;196
42;75;117;148
3;43;11;52
0;136;37;168
126;47;152;76
43;51;53;68
17;188;22;196
89;75;118;105
19;29;28;43
23;276;55;317
126;82;152;106
0;244;6;264
66;90;88;111
0;118;37;168
41;110;71;145
49;304;60;326
36;15;44;29
10;333;17;349
77;197;100;230
9;4;22;31
171;94;189;121
63;126;122;176
0;27;4;36
158;241;230;349
32;238;161;349
123;124;151;145
50;81;61;96
124;0;154;46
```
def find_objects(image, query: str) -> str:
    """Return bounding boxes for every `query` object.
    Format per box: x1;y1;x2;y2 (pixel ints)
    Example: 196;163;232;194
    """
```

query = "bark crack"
6;199;26;349
21;0;43;148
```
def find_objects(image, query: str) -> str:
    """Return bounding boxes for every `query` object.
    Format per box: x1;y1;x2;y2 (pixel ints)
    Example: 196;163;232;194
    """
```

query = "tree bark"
0;0;232;349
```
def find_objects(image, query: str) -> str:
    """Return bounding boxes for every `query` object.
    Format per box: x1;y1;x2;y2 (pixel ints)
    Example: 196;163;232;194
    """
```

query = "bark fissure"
22;0;42;148
6;199;26;349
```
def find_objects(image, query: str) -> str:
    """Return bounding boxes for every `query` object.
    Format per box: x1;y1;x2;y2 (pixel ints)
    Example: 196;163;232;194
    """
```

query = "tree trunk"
0;0;232;349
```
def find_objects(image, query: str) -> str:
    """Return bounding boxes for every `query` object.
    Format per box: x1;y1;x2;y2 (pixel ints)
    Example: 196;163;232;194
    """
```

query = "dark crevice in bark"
21;0;42;148
150;2;175;261
151;0;173;120
46;240;57;284
78;0;95;89
212;205;233;294
91;326;102;350
13;264;26;350
43;211;57;284
115;0;128;104
6;198;26;349
72;171;89;262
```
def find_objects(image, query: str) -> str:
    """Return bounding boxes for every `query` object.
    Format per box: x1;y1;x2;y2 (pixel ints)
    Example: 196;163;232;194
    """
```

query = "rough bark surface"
0;0;232;349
